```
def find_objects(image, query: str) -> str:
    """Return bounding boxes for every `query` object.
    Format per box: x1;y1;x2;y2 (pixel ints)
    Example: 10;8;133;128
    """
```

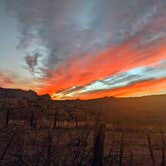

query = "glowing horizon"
1;0;166;100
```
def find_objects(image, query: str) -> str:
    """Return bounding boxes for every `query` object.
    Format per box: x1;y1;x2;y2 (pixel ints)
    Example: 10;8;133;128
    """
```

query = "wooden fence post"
91;123;106;166
5;109;10;128
130;151;133;166
147;134;155;166
161;131;165;166
118;133;124;166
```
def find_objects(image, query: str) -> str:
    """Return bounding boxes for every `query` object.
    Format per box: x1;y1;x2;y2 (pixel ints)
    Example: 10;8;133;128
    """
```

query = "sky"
0;0;166;100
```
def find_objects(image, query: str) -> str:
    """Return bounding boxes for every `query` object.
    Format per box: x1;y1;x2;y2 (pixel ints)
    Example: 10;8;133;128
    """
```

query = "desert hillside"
0;88;166;126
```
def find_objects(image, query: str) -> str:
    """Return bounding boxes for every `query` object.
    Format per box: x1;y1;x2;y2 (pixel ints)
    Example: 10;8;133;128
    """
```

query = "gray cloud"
5;0;166;74
24;53;40;73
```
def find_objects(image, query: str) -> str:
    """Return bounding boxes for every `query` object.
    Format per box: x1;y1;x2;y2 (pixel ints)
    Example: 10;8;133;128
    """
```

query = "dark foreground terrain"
0;88;166;166
0;124;166;166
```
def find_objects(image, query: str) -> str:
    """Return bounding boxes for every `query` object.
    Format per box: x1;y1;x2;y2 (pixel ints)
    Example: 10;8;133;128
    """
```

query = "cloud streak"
2;0;166;99
39;35;166;99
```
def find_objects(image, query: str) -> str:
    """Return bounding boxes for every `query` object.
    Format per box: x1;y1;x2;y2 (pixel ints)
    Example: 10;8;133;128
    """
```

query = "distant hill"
55;95;166;126
0;88;52;110
0;88;166;126
0;87;51;100
0;87;37;99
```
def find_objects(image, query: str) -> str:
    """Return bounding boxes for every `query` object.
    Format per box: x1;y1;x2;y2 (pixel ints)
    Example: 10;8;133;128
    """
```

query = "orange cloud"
0;72;15;87
78;78;166;100
38;37;166;99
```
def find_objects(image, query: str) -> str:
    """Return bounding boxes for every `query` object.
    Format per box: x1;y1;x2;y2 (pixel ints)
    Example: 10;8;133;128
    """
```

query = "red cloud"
78;78;166;100
38;36;166;99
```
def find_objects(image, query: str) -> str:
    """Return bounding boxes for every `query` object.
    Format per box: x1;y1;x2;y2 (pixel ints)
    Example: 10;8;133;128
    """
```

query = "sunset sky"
0;0;166;100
